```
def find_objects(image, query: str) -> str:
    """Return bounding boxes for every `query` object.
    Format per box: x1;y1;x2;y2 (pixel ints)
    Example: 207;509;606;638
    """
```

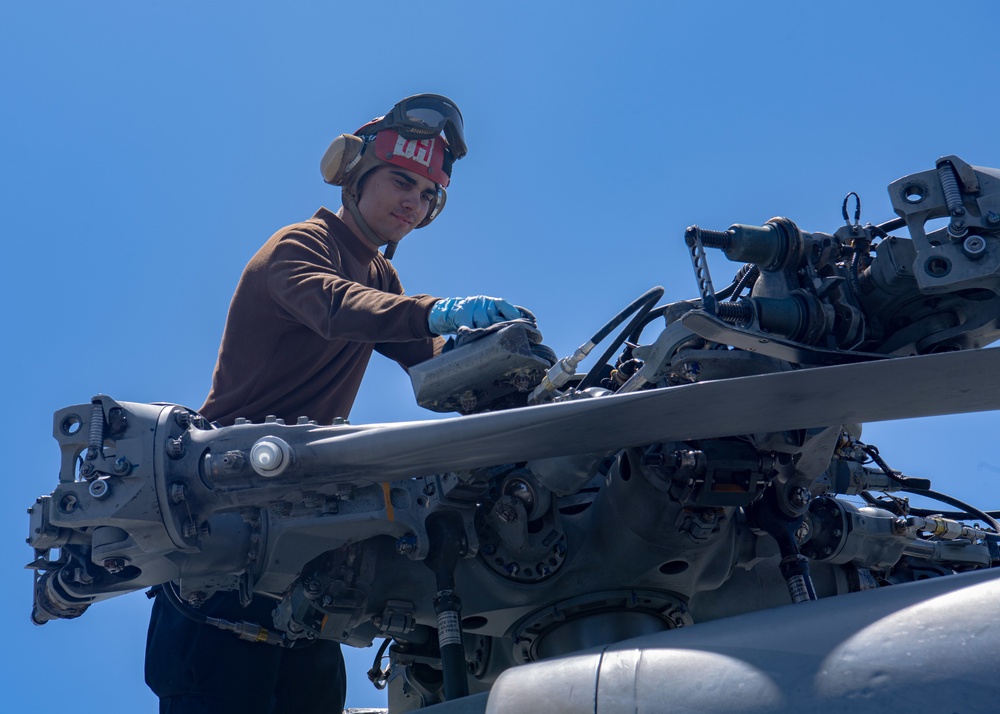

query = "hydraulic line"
424;512;469;700
877;217;906;233
858;442;931;491
623;264;754;349
158;583;291;647
910;507;1000;520
577;286;665;391
367;637;393;690
529;286;664;402
902;488;1000;534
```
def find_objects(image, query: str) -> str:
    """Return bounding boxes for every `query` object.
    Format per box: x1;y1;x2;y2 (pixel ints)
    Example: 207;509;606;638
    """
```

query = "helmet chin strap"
343;191;393;254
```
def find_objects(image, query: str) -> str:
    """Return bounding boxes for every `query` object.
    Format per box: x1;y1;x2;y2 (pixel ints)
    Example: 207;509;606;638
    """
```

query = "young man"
145;94;526;713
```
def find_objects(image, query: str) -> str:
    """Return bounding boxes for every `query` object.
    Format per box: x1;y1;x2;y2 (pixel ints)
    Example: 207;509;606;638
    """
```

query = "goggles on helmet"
358;94;467;160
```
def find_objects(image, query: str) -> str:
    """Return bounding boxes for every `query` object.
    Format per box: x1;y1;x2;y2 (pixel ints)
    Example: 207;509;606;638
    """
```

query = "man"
145;94;526;713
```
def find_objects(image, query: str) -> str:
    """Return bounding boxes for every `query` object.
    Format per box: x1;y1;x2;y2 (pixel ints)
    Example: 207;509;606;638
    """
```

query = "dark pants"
145;591;346;714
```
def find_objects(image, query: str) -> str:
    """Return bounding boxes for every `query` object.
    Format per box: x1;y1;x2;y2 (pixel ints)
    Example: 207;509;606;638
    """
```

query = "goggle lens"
391;95;467;160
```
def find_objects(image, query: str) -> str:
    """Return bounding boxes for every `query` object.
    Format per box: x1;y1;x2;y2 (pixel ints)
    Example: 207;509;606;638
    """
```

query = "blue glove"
428;296;522;335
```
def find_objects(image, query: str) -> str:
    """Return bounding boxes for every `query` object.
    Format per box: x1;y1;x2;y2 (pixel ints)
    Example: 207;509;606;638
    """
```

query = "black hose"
629;304;670;341
587;286;665;346
859;443;931;491
576;286;664;391
877;217;906;233
367;638;393;690
159;582;306;648
902;488;1000;534
909;507;1000;520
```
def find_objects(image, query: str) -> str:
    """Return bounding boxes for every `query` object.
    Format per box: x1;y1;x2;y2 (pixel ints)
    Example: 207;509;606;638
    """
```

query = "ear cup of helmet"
320;134;365;186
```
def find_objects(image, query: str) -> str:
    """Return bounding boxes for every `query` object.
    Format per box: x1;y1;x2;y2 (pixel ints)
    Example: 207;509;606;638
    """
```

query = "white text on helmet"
393;136;436;168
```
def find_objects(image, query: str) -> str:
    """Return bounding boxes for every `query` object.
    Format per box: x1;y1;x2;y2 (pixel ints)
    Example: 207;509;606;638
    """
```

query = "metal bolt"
423;482;436;496
788;486;812;509
88;479;110;500
222;451;246;471
113;457;131;474
304;578;323;596
302;492;320;509
59;494;78;513
185;591;207;607
459;390;478;412
174;410;191;429
103;558;126;574
182;519;200;538
234;417;249;425
963;235;987;260
165;438;185;459
332;417;349;426
170;482;187;504
505;563;520;576
496;502;518;524
79;463;95;478
482;544;497;556
396;535;417;555
679;362;702;380
987;212;1000;226
511;370;535;393
794;522;810;543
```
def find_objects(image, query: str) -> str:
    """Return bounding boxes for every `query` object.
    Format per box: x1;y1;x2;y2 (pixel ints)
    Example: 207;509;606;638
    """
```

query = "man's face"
356;165;438;244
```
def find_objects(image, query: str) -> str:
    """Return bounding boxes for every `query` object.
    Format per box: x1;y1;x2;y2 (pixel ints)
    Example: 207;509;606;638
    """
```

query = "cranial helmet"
320;94;466;252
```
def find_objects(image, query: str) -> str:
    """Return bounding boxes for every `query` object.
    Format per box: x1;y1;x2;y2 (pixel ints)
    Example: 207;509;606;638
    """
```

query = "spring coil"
86;399;104;461
937;163;964;216
696;228;733;250
716;301;753;324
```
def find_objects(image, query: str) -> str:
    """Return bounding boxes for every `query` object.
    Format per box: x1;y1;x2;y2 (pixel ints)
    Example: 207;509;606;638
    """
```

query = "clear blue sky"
4;2;1000;710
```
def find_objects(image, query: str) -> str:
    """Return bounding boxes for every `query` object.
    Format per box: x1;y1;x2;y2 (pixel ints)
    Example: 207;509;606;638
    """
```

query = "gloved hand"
428;296;522;335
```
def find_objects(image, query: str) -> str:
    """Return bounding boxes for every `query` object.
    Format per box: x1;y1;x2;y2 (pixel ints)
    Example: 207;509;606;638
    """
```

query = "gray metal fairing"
480;568;1000;713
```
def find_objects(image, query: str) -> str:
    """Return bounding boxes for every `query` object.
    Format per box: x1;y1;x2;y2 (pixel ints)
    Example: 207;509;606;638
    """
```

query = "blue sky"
4;2;1000;710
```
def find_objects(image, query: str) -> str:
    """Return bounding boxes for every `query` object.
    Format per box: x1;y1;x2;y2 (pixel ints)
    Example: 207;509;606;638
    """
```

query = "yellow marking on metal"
382;482;395;521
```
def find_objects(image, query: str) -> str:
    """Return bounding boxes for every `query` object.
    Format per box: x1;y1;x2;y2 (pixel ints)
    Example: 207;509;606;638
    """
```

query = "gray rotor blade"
297;347;1000;482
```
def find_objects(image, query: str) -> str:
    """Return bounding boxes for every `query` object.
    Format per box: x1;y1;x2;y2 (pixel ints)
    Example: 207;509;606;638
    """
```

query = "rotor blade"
297;347;1000;482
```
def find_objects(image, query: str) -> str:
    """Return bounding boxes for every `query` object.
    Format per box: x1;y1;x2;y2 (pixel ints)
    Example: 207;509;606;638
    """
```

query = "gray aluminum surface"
479;567;1000;713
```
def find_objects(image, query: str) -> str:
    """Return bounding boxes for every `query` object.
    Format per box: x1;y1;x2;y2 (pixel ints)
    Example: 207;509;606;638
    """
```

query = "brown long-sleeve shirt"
199;207;444;426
